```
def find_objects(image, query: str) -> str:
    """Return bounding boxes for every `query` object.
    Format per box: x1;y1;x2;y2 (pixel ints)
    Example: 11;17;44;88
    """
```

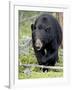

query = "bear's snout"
35;39;43;50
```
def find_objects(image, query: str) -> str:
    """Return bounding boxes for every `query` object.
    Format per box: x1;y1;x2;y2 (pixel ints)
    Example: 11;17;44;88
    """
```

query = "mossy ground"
19;70;63;79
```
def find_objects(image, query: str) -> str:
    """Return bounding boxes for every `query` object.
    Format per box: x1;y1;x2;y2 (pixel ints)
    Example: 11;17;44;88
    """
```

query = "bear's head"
31;14;55;51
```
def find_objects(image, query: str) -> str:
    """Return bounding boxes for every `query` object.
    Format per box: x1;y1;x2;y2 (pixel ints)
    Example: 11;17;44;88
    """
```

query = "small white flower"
24;68;31;77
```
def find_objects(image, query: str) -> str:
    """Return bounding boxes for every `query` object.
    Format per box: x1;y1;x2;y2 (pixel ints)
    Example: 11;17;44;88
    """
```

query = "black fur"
31;14;62;72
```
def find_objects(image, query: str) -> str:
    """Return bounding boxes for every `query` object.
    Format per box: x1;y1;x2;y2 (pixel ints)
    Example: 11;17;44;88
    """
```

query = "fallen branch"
19;64;63;70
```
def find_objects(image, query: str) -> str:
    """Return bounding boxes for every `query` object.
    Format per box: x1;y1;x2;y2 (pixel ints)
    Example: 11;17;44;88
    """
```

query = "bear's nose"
35;39;42;50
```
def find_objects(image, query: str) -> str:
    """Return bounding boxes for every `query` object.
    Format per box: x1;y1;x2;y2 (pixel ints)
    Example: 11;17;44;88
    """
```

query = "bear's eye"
45;26;51;32
38;25;43;30
34;26;36;30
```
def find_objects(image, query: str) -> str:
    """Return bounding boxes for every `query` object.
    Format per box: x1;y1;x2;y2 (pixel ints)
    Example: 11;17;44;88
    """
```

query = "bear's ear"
31;24;35;31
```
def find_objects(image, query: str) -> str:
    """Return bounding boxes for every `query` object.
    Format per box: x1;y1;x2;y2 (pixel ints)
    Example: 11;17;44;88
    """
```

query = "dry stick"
19;64;63;70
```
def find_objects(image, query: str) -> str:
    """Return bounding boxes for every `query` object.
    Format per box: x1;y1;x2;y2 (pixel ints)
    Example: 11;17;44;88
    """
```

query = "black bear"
31;14;62;72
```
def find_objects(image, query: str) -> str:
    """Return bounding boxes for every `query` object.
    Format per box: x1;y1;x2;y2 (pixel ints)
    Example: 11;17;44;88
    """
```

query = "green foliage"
19;47;37;64
19;71;63;79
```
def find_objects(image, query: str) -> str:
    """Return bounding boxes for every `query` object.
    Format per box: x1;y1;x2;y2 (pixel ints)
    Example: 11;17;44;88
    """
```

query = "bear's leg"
34;49;45;65
34;49;49;72
43;40;58;67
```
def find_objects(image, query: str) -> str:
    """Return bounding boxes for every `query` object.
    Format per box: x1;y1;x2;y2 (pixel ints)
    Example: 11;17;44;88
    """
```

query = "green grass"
19;70;63;79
